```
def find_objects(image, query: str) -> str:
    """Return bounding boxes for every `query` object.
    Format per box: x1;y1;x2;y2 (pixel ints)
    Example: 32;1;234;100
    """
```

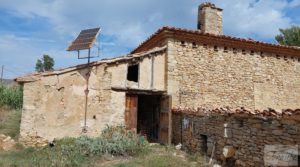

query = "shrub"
0;85;23;109
74;125;148;156
0;126;148;167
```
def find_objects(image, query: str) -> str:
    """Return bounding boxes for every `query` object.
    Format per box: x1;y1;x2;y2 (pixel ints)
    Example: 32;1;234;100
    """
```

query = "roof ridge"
15;46;167;82
131;26;300;53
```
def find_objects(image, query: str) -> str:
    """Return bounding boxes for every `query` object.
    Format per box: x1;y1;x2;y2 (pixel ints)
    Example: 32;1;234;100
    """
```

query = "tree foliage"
275;26;300;46
35;55;54;72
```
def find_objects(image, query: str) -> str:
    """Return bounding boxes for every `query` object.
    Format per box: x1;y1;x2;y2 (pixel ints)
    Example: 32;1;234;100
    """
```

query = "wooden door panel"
159;95;171;144
125;94;138;132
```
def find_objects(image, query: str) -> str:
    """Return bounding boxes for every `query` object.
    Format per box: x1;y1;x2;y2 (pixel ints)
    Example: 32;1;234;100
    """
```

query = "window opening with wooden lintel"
127;64;139;82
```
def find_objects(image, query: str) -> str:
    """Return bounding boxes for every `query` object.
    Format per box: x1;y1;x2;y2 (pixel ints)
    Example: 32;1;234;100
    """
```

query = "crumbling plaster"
20;51;166;146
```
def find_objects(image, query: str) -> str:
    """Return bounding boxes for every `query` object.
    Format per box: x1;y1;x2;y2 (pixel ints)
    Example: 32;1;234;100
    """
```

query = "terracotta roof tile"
172;107;300;119
131;26;300;55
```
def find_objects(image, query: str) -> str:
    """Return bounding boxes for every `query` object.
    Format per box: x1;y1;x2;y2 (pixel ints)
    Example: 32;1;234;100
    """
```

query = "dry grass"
0;106;21;140
97;145;206;167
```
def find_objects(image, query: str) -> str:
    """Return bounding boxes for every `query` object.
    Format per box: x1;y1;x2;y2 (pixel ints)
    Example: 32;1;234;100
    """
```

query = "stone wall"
167;39;300;110
19;50;166;146
172;108;300;166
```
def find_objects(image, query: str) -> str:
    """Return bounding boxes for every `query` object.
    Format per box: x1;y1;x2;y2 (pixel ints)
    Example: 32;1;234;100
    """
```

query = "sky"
0;0;299;79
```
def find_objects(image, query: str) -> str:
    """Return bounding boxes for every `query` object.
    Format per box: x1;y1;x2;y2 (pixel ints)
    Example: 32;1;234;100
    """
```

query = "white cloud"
213;0;294;39
0;34;42;78
1;0;298;42
0;0;299;78
289;0;300;7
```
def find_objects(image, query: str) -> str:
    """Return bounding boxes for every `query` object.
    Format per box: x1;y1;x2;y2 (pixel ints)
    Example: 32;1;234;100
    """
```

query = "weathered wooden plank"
125;94;138;132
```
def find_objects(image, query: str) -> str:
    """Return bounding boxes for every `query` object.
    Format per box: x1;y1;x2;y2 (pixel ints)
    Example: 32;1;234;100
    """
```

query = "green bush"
0;126;148;167
0;85;23;109
74;125;148;157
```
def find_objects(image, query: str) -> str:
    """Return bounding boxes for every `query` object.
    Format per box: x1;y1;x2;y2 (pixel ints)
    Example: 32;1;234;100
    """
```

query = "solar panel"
67;27;100;51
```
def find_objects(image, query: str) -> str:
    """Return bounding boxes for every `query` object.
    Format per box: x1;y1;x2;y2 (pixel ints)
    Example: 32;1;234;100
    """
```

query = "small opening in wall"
242;50;246;55
93;115;96;119
203;44;207;48
276;55;280;59
127;64;139;82
200;134;208;156
233;48;237;54
298;58;300;62
250;50;254;55
237;120;244;127
214;45;218;52
284;56;288;61
192;42;197;48
291;56;294;61
181;41;186;46
224;46;228;53
260;51;264;57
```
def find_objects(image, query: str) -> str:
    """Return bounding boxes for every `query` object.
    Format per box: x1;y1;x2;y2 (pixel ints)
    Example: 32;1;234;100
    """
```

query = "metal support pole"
82;49;91;133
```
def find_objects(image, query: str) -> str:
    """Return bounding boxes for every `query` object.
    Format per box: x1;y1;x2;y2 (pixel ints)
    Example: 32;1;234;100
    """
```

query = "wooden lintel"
111;86;166;95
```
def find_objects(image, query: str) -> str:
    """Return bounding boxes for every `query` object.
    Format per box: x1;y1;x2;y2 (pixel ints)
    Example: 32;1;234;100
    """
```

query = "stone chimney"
197;2;223;35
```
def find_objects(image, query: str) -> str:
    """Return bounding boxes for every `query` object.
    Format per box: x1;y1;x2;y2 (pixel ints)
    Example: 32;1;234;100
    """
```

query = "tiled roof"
131;26;300;56
15;46;167;83
172;107;300;118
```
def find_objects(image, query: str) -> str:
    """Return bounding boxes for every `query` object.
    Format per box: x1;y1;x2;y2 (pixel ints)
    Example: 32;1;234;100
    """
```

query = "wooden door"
125;94;138;132
159;95;171;144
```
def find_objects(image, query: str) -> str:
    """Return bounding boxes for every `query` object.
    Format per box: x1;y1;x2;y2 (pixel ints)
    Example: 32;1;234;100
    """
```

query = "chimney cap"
199;2;223;11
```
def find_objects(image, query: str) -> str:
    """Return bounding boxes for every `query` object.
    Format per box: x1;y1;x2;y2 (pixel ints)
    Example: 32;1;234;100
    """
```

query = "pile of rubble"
0;134;16;151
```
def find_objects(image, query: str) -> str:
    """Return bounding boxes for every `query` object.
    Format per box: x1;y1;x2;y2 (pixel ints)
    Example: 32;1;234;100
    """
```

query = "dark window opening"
260;51;264;57
181;41;186;46
127;64;139;82
242;50;246;55
192;42;197;48
224;46;228;53
214;45;218;51
233;48;237;54
250;50;254;55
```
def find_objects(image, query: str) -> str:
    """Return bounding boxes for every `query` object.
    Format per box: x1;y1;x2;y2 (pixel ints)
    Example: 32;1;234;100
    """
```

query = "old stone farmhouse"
16;3;300;166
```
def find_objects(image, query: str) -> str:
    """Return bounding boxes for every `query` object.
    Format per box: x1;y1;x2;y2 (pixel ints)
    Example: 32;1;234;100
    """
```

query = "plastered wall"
19;51;166;146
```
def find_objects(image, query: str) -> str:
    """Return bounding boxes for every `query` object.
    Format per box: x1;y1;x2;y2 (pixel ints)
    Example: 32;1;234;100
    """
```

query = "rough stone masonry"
172;108;300;166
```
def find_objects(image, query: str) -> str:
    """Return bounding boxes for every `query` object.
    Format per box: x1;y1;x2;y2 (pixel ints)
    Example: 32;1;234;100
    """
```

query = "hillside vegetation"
0;85;23;140
0;85;23;110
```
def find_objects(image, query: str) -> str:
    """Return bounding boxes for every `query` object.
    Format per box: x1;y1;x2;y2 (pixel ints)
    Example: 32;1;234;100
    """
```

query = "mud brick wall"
172;108;300;167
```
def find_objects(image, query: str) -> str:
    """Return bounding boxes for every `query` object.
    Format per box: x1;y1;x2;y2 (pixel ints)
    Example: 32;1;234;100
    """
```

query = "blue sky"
0;0;299;79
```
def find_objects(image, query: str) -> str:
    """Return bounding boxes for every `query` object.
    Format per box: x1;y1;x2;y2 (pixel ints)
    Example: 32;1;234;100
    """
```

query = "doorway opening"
125;93;170;144
137;95;161;142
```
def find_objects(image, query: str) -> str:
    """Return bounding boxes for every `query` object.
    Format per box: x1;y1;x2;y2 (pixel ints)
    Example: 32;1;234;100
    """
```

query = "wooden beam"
111;86;166;95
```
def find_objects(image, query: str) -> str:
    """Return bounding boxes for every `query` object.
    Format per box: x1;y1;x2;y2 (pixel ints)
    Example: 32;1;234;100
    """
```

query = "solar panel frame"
67;27;100;51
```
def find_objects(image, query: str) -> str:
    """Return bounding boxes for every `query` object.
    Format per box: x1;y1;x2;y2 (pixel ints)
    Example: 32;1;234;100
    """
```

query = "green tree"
275;26;300;46
42;55;54;71
35;55;55;72
35;59;43;72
